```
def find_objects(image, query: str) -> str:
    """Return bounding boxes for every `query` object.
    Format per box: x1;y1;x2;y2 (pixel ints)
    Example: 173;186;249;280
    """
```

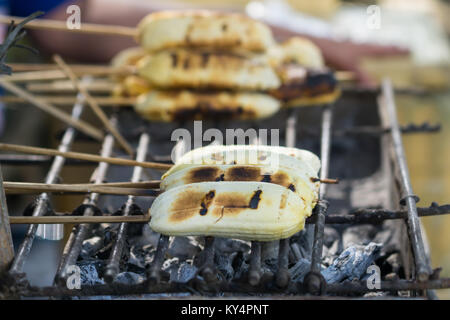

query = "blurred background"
1;0;449;297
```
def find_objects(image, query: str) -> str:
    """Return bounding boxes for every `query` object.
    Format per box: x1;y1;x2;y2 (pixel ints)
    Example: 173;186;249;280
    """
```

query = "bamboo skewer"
0;95;135;106
0;78;104;141
9;213;151;224
8;63;134;75
3;181;158;196
53;54;134;156
0;15;137;37
0;143;173;170
2;67;134;82
26;79;115;93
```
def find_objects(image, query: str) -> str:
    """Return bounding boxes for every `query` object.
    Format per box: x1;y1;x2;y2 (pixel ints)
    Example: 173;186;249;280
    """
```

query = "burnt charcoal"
262;257;278;275
322;242;382;284
80;236;103;260
170;261;198;283
213;238;250;254
291;226;314;259
261;241;278;261
77;260;105;285
167;236;202;260
232;251;249;280
215;253;235;281
131;225;160;248
290;258;312;282
324;227;340;247
127;244;155;271
342;225;378;248
114;272;145;285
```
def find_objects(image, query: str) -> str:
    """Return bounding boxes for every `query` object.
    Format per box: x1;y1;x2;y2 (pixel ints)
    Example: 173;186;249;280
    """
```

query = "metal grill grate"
0;79;449;299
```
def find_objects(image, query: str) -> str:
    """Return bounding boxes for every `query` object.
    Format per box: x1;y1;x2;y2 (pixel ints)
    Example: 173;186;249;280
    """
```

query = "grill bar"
8;95;85;277
13;276;450;298
54;133;115;285
200;236;217;283
276;109;300;288
147;235;170;285
381;79;432;282
304;104;333;294
104;133;149;283
0;166;14;272
248;241;262;286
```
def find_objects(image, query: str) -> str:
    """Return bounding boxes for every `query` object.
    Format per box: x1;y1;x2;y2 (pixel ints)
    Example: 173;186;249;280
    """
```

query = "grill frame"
0;79;449;299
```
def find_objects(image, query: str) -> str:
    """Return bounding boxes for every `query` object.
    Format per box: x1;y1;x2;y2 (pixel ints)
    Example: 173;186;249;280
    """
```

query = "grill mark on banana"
150;182;307;241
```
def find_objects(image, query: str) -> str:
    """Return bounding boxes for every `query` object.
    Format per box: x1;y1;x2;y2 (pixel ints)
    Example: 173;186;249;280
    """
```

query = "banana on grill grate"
149;145;321;241
149;181;308;241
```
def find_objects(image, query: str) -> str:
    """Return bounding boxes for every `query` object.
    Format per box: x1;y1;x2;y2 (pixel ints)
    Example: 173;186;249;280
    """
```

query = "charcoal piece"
80;236;103;260
289;258;312;282
213;238;250;254
342;225;378;248
232;251;249;280
262;257;278;275
127;244;155;270
170;262;198;283
114;272;145;285
132;225;160;248
291;226;314;259
323;227;340;247
261;241;278;261
77;261;105;285
167;236;202;260
322;242;382;284
215;253;235;281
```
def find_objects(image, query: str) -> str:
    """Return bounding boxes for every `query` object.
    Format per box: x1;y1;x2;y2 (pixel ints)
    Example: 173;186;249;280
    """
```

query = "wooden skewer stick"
3;181;158;196
8;63;134;75
0;143;173;170
310;177;339;184
73;180;161;189
53;54;134;156
0;15;137;37
26;79;115;93
0;78;104;141
9;212;151;224
0;95;135;106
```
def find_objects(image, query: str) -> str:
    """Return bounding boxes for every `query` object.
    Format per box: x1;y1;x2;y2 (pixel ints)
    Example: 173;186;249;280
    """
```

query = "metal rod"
54;133;115;285
201;236;217;283
248;241;262;286
381;79;432;282
104;133;150;283
304;104;333;295
147;235;170;285
8;98;85;275
11;276;450;298
9;203;449;226
0;166;14;272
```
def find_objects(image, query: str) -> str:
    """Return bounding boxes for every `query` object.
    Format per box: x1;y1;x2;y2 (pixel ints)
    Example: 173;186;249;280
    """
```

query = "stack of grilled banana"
149;145;321;241
111;10;340;122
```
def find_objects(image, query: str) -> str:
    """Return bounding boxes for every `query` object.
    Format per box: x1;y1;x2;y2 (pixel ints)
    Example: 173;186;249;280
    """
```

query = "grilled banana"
160;163;318;212
137;10;275;53
149;181;307;241
166;144;321;174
